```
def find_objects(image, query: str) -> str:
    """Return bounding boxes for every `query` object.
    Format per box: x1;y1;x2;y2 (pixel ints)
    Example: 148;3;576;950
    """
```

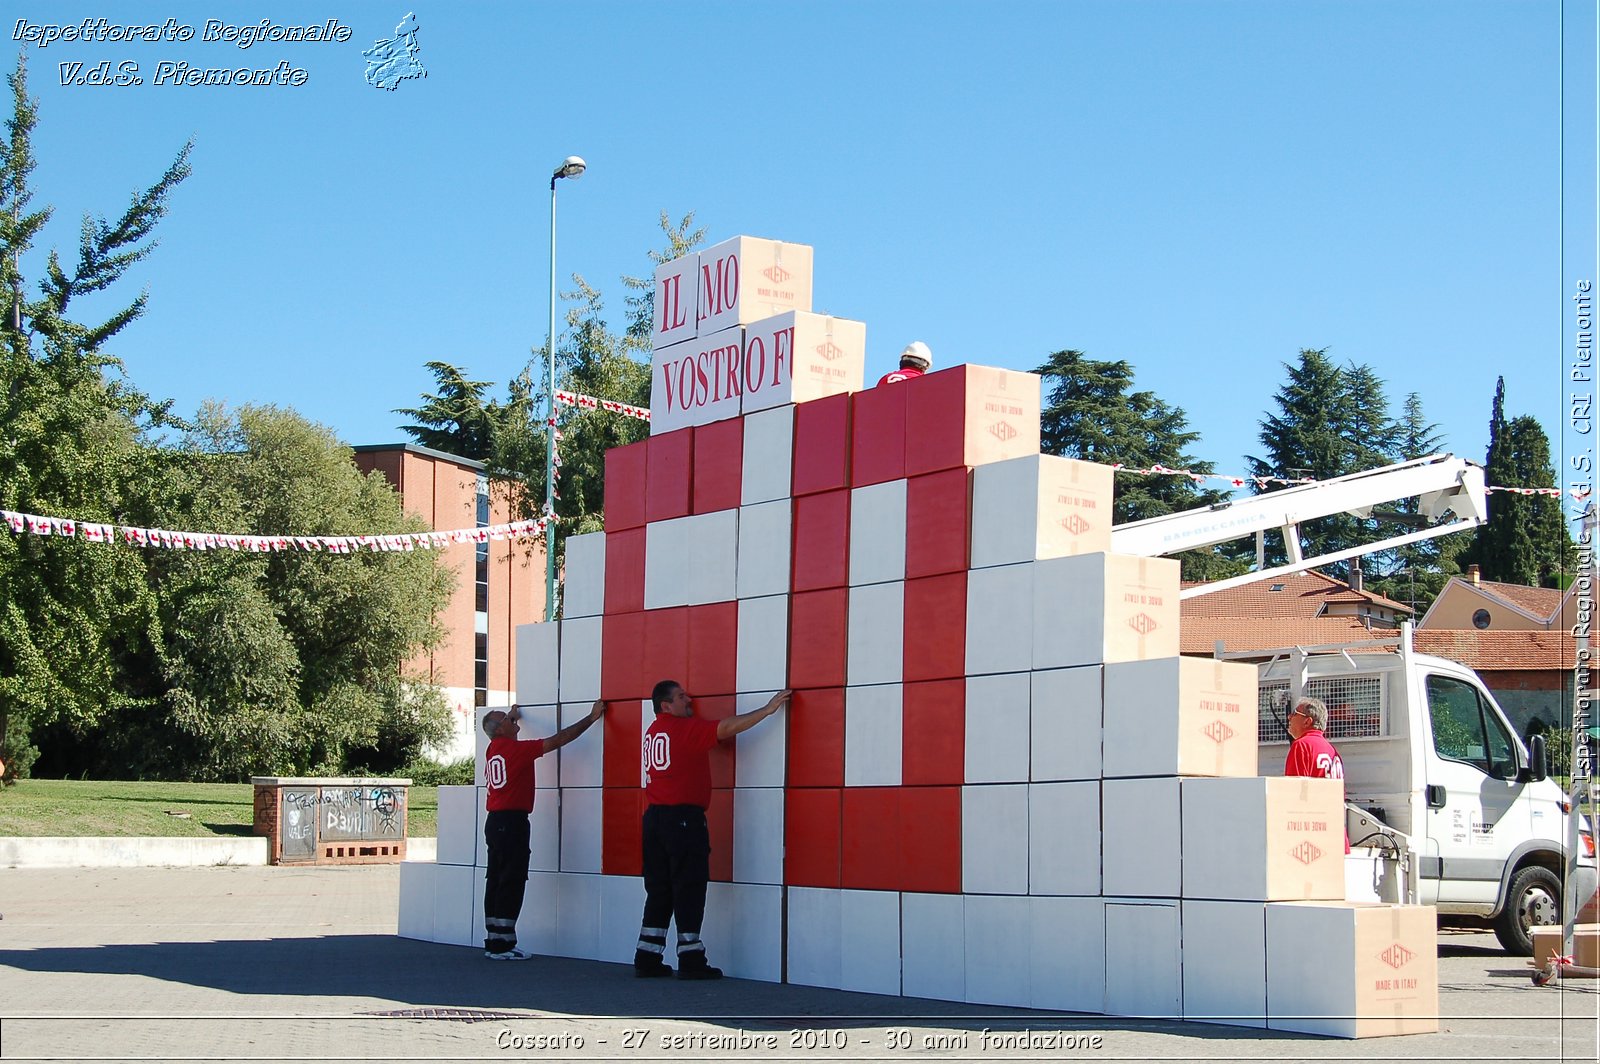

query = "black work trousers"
483;809;530;952
640;803;710;937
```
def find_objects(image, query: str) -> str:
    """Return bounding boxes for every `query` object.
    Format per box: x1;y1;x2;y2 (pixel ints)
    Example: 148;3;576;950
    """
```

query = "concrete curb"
0;835;438;868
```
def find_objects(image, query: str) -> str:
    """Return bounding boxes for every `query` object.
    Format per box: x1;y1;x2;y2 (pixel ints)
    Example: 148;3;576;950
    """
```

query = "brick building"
353;444;545;760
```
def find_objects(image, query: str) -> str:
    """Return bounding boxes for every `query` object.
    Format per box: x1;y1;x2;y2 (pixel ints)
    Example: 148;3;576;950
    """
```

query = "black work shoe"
634;961;673;978
676;958;723;980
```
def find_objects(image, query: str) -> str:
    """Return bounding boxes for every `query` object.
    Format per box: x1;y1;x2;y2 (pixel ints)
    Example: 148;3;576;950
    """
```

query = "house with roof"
1179;569;1413;658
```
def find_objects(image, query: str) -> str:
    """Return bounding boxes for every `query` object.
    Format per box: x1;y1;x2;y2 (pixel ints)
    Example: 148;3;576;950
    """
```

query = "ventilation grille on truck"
1259;674;1384;742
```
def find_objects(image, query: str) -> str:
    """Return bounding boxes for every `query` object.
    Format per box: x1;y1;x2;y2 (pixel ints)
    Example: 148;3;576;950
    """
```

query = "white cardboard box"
435;785;477;867
649;327;745;436
732;787;784;884
736;500;791;600
961;784;1029;894
901;892;965;1002
840;889;902;995
1029;896;1106;1012
1103;777;1180;897
965;672;1032;783
1034;554;1180;668
558;788;602;874
1030;666;1103;781
597;873;646;966
555;872;601;960
736;596;790;695
964;894;1031;1006
397;860;436;942
846;582;905;688
702;882;783;981
966;562;1035;676
1182;900;1267;1028
562;531;606;619
432;862;477;948
848;479;907;587
970;454;1114;568
644;515;693;609
740;405;794;506
687;509;739;605
733;690;787;786
844;683;903;787
1028;781;1101;896
787;886;842;989
696;235;814;335
1181;777;1345;901
516;870;561;956
1103;657;1258;778
1104;899;1181;1017
651;250;698;349
1265;902;1439;1038
530;789;559;872
557;701;603;787
741;310;865;414
557;616;602;704
514;622;560;705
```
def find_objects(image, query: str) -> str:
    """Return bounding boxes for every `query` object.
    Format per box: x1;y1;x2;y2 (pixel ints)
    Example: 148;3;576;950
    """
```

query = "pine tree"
1468;380;1569;587
1035;349;1246;580
394;361;498;460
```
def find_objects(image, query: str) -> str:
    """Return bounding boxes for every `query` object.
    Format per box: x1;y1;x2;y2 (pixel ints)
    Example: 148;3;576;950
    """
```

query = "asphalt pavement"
0;864;1594;1062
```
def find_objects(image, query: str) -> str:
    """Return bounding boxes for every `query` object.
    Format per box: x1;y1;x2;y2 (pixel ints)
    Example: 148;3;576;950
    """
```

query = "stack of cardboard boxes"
398;236;1438;1038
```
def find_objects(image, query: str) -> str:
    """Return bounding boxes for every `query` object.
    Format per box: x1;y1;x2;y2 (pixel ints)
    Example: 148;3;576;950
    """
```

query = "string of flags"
554;389;652;423
0;509;551;553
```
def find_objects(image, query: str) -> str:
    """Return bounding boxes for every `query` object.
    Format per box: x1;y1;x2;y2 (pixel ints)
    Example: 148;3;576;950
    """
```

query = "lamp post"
546;155;585;622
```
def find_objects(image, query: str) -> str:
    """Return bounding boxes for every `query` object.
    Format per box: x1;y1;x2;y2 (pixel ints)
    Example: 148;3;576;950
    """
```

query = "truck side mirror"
1523;733;1548;784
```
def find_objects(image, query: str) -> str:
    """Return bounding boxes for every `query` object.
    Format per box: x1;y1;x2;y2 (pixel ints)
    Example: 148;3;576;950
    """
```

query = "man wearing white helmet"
877;341;932;385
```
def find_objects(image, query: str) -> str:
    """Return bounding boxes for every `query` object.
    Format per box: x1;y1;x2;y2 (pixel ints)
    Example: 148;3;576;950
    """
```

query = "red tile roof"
1469;580;1564;620
1181;570;1412;619
1180;616;1401;657
1412;629;1578;670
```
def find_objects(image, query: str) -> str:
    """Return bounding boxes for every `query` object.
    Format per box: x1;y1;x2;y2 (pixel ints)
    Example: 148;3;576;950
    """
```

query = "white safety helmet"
900;341;932;370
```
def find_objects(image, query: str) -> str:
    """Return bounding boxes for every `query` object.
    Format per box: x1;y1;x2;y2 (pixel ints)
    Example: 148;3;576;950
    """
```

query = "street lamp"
546;155;585;622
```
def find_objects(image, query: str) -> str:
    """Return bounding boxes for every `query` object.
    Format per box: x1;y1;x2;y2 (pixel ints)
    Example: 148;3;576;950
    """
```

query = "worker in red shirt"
481;699;604;960
633;681;791;979
876;340;932;385
1285;696;1350;853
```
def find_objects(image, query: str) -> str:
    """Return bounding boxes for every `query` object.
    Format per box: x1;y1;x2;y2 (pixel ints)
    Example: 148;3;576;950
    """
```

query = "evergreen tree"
1469;380;1570;586
1365;392;1463;611
1035;349;1246;580
394;361;498;460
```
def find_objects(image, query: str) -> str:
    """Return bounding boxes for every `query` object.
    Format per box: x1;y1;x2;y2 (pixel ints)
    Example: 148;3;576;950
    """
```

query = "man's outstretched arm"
542;699;606;752
716;690;792;742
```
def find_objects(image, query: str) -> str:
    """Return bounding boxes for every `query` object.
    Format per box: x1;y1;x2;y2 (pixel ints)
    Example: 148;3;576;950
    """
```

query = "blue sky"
8;1;1594;494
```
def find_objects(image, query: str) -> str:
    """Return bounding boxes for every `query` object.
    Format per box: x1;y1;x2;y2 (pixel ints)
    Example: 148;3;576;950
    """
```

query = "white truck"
1111;454;1598;955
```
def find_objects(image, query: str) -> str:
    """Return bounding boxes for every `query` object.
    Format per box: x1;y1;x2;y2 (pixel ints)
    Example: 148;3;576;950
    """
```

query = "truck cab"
1250;627;1597;954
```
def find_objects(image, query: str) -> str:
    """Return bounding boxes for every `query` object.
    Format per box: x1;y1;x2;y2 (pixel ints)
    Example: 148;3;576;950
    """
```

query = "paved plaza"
0;864;1594;1062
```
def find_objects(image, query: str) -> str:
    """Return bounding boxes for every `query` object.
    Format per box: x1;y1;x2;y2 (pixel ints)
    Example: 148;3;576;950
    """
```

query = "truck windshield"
1426;674;1518;781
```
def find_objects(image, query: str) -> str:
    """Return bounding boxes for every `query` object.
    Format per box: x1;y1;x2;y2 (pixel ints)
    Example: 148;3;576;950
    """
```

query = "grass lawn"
0;779;439;838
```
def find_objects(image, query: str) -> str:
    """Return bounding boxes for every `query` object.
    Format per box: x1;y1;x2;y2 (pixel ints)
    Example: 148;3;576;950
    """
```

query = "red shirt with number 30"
642;715;721;808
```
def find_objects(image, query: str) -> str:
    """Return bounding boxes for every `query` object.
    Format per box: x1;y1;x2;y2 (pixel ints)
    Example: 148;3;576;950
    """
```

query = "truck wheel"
1493;866;1561;956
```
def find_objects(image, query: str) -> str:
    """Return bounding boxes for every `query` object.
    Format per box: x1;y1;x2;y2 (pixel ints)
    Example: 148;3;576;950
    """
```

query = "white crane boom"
1106;454;1488;599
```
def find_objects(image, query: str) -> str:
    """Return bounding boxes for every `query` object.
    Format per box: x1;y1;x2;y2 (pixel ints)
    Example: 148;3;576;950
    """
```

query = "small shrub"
398;756;474;787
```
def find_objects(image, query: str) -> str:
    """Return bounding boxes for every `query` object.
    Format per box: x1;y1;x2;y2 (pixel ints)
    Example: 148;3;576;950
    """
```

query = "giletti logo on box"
1203;720;1234;745
1127;612;1159;635
763;259;790;284
988;420;1018;442
1379;942;1415;969
1288;840;1323;865
814;334;845;362
1057;513;1091;536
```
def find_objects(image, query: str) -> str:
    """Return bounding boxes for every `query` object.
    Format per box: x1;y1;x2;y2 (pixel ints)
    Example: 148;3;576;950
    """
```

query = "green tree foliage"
1365;392;1465;611
393;361;498;460
1467;378;1571;587
0;56;189;777
1034;349;1247;581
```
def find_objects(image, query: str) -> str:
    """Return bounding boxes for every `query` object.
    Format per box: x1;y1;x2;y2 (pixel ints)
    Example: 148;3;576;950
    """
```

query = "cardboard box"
432;862;476;948
1103;777;1179;897
649;327;745;435
1104;657;1258;778
905;468;971;578
696;235;814;335
902;679;966;786
742;311;865;415
1532;923;1600;971
791;391;852;497
600;789;643;876
1182;777;1346;901
1105;899;1182;1017
964;672;1031;783
558;788;602;873
1181;900;1267;1028
850;380;907;486
784;788;842;887
434;785;477;867
700;882;783;981
562;531;605;619
792;489;851;592
603;440;647;531
1266;902;1439;1037
903;573;967;681
556;616;601;703
846;582;905;688
644;427;693;520
848;479;907;587
844;683;902;786
735;500;791;600
970;454;1114;568
557;701;603;787
735;595;789;695
962;784;1029;894
966;562;1036;676
1030;896;1106;1012
515;622;560;706
732;787;784;884
840;889;902;995
555;872;601;960
1034;553;1180;668
643;515;692;609
1028;781;1101;896
397;861;436;942
692;417;743;515
964;894;1031;1005
686;509;738;605
903;893;965;1002
786;886;842;988
651;250;698;349
732;690;787;786
596;873;646;965
904;364;1042;476
740;405;794;505
530;788;559;872
516;871;561;955
1030;666;1102;782
602;527;645;615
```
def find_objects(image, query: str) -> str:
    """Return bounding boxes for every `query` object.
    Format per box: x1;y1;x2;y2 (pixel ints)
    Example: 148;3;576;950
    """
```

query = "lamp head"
553;156;587;182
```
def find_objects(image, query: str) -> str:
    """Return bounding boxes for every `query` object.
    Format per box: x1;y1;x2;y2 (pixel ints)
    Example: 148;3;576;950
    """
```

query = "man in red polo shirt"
482;699;604;959
633;680;791;979
1285;696;1350;853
